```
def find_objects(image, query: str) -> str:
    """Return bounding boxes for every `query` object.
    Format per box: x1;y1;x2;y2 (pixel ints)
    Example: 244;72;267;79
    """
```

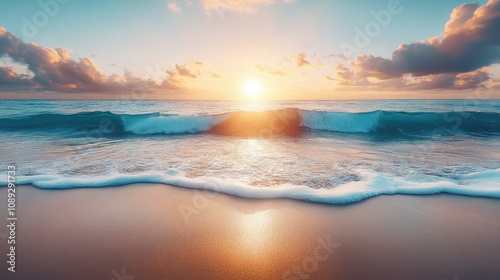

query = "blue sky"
0;0;498;99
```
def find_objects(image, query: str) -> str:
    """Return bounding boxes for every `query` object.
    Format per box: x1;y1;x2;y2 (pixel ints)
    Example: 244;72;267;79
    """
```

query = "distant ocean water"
1;99;499;204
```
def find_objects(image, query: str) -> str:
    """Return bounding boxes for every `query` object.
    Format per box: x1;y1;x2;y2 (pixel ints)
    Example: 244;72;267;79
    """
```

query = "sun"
244;79;262;96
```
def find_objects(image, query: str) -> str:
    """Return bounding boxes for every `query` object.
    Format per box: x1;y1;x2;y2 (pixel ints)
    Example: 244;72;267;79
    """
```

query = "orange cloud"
331;64;490;91
0;26;206;93
164;61;205;89
354;0;500;79
292;52;311;68
335;0;500;91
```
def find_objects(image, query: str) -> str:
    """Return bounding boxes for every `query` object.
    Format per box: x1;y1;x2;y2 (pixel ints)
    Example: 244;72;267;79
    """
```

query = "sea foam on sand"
3;168;499;205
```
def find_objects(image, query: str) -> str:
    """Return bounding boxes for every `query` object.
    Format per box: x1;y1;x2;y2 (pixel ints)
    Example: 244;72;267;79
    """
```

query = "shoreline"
1;184;500;279
9;166;500;206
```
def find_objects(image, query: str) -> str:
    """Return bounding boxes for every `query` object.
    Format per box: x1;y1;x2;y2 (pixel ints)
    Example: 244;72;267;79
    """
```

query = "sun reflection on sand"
237;210;274;256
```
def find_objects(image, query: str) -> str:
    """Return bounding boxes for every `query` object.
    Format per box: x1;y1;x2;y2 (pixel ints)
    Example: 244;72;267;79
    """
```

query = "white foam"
3;168;500;205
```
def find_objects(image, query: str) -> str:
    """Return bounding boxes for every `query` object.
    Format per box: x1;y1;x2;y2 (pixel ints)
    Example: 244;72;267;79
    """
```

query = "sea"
1;99;499;204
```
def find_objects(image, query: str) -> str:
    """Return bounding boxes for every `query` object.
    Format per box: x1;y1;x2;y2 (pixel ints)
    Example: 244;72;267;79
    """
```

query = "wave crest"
1;109;499;136
122;114;225;135
301;110;500;135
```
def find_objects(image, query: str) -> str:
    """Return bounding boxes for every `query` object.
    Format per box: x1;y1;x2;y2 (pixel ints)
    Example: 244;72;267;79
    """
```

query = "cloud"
167;2;181;12
444;3;479;34
332;64;490;91
325;53;348;61
334;0;500;91
288;52;325;69
254;64;288;76
353;0;500;79
334;64;353;82
403;68;490;90
0;66;35;89
170;61;203;78
163;61;204;89
201;0;292;14
253;53;323;78
292;52;311;68
0;26;204;93
254;52;323;77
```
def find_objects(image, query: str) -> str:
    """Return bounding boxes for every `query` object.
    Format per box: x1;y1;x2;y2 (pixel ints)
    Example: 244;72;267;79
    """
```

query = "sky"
0;0;499;100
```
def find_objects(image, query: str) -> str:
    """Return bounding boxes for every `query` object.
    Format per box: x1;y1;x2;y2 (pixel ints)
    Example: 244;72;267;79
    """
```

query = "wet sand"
1;184;500;280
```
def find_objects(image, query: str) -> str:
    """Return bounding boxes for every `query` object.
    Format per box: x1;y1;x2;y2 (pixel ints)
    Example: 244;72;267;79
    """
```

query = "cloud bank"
336;0;500;90
0;26;205;93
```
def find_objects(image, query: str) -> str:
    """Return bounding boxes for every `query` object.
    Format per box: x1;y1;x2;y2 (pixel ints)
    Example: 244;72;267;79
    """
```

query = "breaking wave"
1;109;498;136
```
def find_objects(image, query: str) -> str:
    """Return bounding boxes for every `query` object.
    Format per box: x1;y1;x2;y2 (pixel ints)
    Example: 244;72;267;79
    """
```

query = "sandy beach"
2;0;500;278
1;184;499;280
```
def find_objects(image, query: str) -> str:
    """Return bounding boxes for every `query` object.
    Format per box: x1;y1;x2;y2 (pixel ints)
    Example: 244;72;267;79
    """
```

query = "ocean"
1;99;499;204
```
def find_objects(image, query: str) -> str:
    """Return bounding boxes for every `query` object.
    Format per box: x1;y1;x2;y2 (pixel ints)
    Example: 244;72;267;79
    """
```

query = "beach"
2;0;500;278
1;184;500;280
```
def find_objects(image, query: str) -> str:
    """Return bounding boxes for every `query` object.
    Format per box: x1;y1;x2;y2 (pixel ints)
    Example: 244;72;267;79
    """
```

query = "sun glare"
238;210;274;257
244;79;262;96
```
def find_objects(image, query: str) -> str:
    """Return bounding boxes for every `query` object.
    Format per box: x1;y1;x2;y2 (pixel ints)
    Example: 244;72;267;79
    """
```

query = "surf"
1;109;498;137
3;168;500;205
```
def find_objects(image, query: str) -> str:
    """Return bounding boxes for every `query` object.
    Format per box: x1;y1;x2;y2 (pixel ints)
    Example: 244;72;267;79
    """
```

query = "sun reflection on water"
236;99;272;112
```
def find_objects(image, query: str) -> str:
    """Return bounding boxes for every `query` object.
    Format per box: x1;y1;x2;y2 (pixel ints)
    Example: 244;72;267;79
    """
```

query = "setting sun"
244;79;262;96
